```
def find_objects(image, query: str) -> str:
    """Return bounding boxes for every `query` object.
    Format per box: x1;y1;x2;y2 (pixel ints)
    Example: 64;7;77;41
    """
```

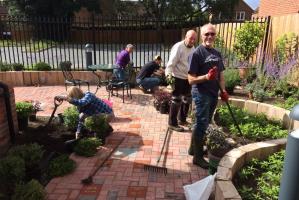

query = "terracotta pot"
238;67;249;79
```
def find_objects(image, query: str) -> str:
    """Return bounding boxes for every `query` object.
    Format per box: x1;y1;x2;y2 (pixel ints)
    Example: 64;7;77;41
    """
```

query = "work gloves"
220;91;229;102
206;67;218;80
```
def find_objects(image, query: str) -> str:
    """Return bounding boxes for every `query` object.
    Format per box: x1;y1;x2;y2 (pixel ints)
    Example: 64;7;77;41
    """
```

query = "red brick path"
14;86;208;200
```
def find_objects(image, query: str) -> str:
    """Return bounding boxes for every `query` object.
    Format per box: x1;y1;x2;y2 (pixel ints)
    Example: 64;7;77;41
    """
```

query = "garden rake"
144;127;172;175
81;137;124;185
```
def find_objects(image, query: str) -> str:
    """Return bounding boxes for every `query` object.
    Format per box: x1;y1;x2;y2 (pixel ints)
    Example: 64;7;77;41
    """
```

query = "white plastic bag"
183;173;217;200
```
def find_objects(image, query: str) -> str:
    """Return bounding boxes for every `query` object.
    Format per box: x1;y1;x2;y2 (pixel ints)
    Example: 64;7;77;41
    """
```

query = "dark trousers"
168;77;191;126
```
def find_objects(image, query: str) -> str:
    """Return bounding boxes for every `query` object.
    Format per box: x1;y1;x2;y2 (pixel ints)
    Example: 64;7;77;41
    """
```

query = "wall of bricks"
0;85;18;156
258;0;299;17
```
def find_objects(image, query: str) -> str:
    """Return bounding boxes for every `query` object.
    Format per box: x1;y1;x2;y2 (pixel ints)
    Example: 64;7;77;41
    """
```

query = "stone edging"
214;98;295;200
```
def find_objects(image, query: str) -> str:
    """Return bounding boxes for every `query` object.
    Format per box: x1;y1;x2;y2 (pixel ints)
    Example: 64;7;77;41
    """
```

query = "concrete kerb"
214;98;290;200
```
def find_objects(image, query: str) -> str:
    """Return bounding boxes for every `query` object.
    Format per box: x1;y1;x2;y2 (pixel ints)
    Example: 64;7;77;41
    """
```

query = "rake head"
144;164;168;175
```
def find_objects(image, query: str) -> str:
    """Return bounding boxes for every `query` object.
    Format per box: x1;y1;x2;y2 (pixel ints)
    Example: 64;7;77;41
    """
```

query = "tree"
6;0;100;18
113;0;239;21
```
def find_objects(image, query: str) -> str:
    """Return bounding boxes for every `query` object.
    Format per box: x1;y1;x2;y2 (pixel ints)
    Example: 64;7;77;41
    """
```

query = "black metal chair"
107;63;134;103
61;64;90;91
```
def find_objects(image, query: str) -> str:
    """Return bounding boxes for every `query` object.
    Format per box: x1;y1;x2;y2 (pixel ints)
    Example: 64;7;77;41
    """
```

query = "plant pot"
153;100;160;111
18;116;29;131
238;67;249;80
225;86;234;95
208;152;222;175
159;102;169;114
248;91;253;99
29;112;37;121
57;113;64;124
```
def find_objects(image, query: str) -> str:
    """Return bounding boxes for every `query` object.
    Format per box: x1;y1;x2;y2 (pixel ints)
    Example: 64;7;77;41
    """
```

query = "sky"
244;0;260;10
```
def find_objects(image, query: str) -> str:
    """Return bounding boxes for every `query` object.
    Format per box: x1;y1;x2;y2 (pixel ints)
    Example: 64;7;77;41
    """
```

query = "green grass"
0;40;57;52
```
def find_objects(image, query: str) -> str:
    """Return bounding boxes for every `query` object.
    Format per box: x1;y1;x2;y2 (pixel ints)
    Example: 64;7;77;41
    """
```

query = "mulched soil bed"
15;119;74;155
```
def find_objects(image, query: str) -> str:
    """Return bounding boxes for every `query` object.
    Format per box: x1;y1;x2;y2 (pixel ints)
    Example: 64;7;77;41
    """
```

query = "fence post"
85;44;93;69
261;16;271;69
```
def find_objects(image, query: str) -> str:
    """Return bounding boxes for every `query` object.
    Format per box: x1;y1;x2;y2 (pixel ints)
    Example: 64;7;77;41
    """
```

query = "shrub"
48;154;76;178
233;21;265;61
63;106;79;130
12;179;46;200
8;143;44;170
33;62;51;71
84;115;110;138
16;102;34;118
74;137;101;157
11;63;25;71
0;156;25;192
223;68;241;94
0;62;11;71
274;32;297;65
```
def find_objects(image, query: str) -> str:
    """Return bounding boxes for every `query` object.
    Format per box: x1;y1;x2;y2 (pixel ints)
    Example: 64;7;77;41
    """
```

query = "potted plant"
206;125;236;174
233;22;265;79
28;100;42;121
15;102;34;131
153;90;171;114
223;68;241;94
166;75;175;90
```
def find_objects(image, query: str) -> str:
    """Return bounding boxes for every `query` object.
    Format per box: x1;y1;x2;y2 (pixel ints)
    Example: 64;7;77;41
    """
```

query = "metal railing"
0;16;269;70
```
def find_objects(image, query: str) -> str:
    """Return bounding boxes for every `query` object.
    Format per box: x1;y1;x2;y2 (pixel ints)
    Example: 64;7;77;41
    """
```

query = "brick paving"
14;86;208;200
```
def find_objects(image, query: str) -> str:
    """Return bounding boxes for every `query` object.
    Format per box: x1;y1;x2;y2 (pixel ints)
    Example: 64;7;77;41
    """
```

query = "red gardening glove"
220;91;229;102
207;66;218;80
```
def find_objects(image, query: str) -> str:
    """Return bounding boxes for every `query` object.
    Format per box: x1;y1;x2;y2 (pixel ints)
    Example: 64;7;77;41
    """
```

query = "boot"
178;102;190;124
192;136;209;169
168;100;184;132
188;130;195;156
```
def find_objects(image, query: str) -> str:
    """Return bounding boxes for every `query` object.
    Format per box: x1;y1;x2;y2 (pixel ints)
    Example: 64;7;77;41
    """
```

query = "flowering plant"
154;90;171;104
24;100;42;113
153;90;171;113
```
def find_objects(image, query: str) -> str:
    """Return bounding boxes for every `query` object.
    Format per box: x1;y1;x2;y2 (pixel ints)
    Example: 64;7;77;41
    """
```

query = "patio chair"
61;64;90;91
107;63;134;103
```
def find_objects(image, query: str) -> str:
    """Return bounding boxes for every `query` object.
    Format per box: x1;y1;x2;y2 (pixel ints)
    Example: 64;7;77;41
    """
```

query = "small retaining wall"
0;84;18;156
215;98;297;200
0;71;107;87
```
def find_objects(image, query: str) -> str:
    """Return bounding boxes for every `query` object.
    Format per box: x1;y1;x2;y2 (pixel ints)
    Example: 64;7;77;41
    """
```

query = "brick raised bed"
214;98;298;200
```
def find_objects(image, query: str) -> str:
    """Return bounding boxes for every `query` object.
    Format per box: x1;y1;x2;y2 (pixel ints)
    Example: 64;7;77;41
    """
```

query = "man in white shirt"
165;30;197;132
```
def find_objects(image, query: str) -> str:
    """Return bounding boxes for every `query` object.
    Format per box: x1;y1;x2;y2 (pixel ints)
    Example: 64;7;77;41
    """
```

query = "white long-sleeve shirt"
165;41;195;80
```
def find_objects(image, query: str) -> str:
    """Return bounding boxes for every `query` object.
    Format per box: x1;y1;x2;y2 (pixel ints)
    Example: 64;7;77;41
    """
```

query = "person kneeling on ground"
136;55;164;93
55;86;114;139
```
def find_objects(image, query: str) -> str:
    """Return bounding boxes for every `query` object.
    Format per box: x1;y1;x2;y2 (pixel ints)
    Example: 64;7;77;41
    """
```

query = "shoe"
138;85;144;90
169;125;184;132
193;157;209;169
178;121;190;126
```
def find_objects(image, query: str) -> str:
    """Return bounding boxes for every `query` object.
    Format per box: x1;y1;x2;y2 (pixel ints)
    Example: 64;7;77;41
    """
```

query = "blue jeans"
192;89;218;139
113;67;126;80
136;77;160;90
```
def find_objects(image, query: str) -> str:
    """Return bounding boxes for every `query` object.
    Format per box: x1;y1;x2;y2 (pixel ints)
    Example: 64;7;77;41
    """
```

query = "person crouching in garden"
136;55;164;93
56;86;114;139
